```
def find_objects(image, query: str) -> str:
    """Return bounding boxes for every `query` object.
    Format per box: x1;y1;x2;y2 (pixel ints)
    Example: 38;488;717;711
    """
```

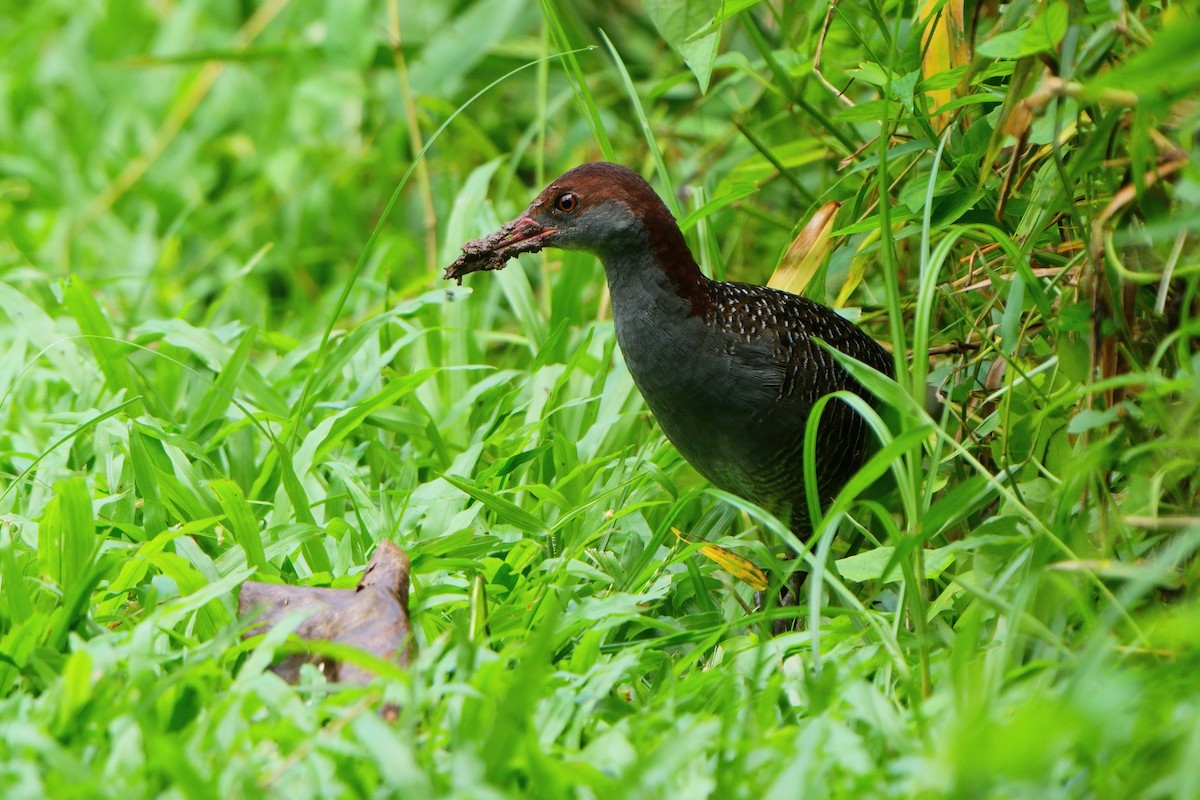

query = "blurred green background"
2;1;1199;797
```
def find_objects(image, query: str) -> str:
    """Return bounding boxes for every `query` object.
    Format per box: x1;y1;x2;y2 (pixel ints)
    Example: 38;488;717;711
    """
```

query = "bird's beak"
497;215;556;249
443;214;556;283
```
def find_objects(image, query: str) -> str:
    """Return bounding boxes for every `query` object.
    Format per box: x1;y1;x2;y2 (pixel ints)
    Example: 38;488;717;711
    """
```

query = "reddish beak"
500;215;553;246
443;213;556;284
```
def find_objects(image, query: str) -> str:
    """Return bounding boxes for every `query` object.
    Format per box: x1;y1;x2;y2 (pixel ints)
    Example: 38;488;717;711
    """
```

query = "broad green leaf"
293;368;439;476
61;277;144;414
976;1;1068;59
184;324;257;440
837;544;957;583
210;479;268;572
132;317;229;371
646;0;721;93
407;0;524;97
442;473;546;534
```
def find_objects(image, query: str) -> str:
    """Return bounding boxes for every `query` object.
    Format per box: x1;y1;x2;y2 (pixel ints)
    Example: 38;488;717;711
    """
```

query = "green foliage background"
1;0;1198;796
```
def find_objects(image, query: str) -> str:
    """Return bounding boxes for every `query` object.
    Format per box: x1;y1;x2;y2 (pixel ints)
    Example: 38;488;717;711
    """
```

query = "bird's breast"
612;299;802;503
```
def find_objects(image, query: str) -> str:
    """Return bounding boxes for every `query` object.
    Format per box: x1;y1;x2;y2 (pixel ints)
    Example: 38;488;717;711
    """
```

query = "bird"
445;162;894;609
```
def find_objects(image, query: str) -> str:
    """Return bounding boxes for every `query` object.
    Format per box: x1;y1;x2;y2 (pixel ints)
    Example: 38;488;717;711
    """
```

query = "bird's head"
445;162;694;283
504;162;656;254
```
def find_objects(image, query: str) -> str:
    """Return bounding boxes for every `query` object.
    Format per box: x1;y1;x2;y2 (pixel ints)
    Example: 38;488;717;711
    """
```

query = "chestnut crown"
517;162;700;277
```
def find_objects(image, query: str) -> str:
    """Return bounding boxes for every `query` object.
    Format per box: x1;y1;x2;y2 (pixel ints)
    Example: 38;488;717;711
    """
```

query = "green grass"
2;0;1199;797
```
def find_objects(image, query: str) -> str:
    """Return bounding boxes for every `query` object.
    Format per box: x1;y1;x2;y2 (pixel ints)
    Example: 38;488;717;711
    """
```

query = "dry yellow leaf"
767;200;841;297
920;0;968;131
672;527;769;591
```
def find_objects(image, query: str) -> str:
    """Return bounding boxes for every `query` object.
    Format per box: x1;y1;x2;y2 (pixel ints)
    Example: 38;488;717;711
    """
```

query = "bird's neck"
598;222;710;318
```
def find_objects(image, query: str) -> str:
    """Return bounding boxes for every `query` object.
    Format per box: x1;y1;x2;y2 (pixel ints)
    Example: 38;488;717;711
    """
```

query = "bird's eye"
556;193;579;213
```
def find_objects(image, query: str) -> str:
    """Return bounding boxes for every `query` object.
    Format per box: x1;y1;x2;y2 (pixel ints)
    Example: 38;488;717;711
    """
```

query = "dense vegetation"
1;0;1198;796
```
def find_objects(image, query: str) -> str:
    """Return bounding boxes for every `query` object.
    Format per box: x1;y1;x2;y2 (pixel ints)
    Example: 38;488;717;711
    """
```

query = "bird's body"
613;275;892;526
446;162;893;533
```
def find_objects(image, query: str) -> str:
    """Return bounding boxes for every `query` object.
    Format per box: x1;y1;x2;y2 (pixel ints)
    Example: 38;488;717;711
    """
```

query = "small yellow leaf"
699;545;769;591
768;200;841;297
672;527;769;591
